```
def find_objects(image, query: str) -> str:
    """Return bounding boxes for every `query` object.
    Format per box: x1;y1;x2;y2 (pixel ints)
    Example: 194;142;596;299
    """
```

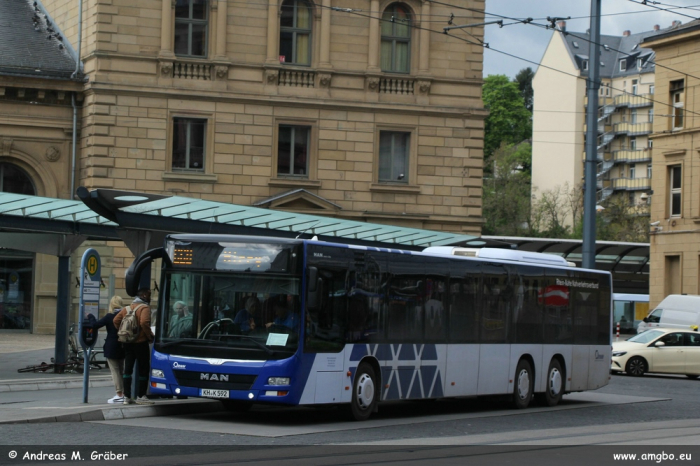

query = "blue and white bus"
127;235;612;421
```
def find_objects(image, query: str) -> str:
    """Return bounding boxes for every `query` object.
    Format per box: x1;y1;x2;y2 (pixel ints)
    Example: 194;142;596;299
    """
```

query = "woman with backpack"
93;295;126;404
113;288;155;405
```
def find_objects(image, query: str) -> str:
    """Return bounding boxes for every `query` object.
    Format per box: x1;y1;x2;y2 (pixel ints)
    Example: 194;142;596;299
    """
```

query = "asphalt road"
0;372;698;447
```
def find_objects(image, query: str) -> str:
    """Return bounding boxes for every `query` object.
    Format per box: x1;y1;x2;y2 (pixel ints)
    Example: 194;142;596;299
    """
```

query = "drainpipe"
70;0;83;199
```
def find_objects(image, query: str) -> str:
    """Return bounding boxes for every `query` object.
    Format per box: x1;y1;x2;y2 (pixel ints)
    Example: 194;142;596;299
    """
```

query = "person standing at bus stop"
94;295;126;404
113;288;155;405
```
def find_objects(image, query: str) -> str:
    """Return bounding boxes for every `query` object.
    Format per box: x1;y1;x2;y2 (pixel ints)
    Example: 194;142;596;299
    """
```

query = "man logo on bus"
200;373;229;382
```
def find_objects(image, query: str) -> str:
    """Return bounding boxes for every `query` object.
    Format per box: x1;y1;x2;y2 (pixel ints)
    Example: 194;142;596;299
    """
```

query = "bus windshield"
156;271;302;359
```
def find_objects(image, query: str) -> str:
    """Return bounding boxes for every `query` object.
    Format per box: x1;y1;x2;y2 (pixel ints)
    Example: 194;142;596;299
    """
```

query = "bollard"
616;321;620;341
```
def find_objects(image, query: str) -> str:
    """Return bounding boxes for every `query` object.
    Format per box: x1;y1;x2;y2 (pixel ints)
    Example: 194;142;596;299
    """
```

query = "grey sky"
482;0;700;78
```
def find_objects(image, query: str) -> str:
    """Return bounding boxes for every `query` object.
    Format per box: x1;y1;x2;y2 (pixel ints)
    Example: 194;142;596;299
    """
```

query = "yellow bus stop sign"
86;255;99;277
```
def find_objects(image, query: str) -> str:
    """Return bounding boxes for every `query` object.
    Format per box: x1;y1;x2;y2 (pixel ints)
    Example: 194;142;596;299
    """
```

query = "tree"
596;195;650;242
482;75;532;175
482;142;532;236
513;67;534;112
530;184;573;238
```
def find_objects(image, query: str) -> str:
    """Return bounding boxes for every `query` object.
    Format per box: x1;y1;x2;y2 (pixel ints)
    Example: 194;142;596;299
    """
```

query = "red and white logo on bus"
538;285;569;307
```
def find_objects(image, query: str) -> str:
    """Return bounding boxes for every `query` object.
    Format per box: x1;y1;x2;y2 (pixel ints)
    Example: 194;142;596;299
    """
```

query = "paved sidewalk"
0;331;219;424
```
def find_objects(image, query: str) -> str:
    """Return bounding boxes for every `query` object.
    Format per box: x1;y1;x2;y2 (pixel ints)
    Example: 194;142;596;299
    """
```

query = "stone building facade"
643;20;700;306
45;0;487;233
1;0;487;333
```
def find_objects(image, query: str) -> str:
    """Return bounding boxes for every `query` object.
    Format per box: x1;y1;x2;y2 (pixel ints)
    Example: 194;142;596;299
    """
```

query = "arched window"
0;163;35;195
381;3;411;73
279;0;312;66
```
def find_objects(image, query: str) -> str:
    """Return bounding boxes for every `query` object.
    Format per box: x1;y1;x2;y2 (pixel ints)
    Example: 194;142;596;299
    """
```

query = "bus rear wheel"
350;363;377;421
512;359;533;409
538;359;564;407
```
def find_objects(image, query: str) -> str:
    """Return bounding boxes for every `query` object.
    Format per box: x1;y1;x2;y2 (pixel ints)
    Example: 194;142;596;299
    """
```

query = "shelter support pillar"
54;256;71;373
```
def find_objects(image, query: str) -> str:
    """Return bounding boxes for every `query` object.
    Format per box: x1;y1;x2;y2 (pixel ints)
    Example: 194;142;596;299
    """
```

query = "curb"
1;399;222;425
0;376;114;393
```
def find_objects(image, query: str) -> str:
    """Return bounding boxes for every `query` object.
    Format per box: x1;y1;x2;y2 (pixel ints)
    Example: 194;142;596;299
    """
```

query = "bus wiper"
220;334;275;356
157;338;218;348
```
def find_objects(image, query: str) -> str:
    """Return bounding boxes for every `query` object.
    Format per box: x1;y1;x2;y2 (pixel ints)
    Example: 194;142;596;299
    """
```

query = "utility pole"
583;0;601;269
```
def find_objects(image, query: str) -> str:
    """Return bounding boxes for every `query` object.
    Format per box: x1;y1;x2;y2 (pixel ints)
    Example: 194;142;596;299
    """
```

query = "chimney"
622;30;631;36
557;20;566;32
653;24;660;31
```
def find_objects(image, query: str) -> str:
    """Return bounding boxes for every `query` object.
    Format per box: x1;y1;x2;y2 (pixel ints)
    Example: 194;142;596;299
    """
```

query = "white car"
611;327;700;378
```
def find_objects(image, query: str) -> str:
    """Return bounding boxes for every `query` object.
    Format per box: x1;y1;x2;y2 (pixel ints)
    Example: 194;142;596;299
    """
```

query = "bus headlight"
151;369;165;378
268;377;290;386
611;351;627;357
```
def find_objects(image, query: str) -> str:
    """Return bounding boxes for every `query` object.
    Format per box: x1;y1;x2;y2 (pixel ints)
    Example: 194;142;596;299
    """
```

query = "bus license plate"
201;389;229;398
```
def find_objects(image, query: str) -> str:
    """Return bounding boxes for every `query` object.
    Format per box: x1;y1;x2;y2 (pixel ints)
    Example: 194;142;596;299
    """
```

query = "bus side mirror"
125;247;169;297
307;267;323;311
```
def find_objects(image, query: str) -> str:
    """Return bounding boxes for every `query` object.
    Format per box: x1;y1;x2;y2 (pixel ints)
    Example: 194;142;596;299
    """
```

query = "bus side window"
449;277;478;343
512;270;543;344
304;267;346;353
424;278;447;342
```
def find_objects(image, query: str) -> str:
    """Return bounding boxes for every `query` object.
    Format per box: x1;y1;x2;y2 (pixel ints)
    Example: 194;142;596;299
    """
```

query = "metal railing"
611;177;651;191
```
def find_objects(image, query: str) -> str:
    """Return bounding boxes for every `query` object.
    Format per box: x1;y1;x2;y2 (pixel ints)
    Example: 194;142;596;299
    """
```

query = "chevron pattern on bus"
349;343;443;400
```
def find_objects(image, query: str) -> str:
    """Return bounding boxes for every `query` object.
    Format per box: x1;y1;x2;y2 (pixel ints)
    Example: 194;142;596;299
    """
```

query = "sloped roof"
0;0;79;80
642;18;700;44
561;27;667;79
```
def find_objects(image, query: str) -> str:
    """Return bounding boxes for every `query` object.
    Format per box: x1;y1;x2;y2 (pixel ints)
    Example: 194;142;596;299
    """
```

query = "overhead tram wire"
519;18;700;83
321;3;700;120
628;0;700;20
428;0;700;82
651;0;700;13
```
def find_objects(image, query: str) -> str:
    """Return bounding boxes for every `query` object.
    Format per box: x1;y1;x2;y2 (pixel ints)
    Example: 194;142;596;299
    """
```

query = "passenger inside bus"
266;298;299;332
233;296;261;334
168;301;192;338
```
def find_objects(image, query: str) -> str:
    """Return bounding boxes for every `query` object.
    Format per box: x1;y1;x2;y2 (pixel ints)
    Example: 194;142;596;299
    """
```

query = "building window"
631;79;638;95
379;131;410;183
172;118;206;171
619;59;626;71
670;165;682;217
279;0;312;66
582;60;588;71
648;139;653;149
629;165;636;179
277;125;310;177
631;109;637;124
649;85;655;94
647;164;652;179
671;79;684;130
381;3;411;73
0;163;35;195
648;108;654;123
629;137;637;151
174;0;208;57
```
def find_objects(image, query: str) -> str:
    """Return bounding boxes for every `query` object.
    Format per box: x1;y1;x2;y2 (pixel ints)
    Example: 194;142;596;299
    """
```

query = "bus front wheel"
513;359;533;409
350;363;377;421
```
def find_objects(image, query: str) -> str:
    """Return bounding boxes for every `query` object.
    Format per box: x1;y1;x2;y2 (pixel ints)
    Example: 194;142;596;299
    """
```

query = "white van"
639;294;700;333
